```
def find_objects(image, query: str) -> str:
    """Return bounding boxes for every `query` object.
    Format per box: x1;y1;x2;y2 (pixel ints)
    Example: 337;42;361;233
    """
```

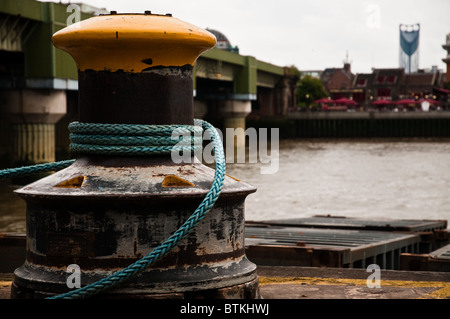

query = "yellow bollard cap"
52;13;217;73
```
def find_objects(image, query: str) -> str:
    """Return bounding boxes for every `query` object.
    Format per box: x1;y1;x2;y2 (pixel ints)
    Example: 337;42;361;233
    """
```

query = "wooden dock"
245;216;449;270
2;266;450;299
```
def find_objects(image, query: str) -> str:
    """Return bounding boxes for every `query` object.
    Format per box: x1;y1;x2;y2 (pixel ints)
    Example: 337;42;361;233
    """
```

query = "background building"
320;60;354;100
443;33;450;83
206;28;239;54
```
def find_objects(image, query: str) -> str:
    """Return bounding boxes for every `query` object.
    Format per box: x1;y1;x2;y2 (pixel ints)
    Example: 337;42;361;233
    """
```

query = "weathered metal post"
11;12;259;298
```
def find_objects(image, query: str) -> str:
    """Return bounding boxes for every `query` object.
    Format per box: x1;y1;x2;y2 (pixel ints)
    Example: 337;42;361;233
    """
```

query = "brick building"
320;62;355;99
403;70;446;98
336;67;447;109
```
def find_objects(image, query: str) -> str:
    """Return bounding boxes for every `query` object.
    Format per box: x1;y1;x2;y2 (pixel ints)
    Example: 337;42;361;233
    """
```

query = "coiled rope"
0;119;225;299
69;121;204;156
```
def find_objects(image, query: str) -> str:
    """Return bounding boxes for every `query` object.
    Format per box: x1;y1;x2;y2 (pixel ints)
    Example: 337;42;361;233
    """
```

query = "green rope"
69;121;204;156
0;121;204;179
0;160;75;180
0;120;226;299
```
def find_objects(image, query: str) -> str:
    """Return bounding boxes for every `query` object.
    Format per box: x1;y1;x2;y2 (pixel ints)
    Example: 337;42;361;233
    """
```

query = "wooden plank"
247;216;448;232
400;243;450;272
0;273;13;299
0;233;25;273
245;244;350;267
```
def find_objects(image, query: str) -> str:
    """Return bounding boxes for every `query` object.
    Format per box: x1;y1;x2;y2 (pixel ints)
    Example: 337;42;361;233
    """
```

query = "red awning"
372;99;393;105
334;97;357;106
395;99;419;105
434;87;450;94
420;98;440;105
313;98;334;104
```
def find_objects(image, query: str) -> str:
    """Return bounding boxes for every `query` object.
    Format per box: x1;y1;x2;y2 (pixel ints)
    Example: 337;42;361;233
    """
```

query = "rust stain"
54;176;86;188
177;167;195;175
141;58;153;65
162;175;195;188
226;174;241;182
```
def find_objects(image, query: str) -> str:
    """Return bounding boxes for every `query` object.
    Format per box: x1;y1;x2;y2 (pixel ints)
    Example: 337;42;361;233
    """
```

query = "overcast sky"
42;0;450;74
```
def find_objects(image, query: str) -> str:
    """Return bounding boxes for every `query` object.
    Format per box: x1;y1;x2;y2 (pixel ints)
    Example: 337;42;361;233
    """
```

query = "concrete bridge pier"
220;99;252;153
194;100;208;119
0;89;66;164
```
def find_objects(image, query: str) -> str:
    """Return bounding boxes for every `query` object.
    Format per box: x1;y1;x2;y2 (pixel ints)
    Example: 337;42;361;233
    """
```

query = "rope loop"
69;121;204;156
68;121;203;137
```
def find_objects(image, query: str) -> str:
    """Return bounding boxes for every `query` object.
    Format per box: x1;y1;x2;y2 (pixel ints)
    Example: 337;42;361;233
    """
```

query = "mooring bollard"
10;12;259;299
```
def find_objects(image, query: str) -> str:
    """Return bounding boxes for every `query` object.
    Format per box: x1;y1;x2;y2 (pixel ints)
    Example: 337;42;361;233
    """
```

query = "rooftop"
206;28;239;54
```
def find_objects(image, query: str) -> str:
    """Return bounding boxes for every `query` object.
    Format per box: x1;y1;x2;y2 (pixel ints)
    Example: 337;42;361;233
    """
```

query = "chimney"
344;62;351;74
343;51;352;74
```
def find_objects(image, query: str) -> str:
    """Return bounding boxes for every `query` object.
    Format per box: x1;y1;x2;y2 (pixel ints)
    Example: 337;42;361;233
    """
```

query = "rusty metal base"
11;156;259;299
10;274;260;299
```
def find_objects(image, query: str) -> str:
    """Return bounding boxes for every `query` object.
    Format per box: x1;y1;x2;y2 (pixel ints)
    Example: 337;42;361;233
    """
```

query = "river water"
227;138;450;227
1;138;450;232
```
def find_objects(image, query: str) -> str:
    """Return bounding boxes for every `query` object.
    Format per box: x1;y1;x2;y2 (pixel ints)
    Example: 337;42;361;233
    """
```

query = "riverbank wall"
248;111;450;139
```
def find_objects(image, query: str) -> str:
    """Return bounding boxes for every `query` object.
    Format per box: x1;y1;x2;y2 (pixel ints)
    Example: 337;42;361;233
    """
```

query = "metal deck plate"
247;215;447;232
245;224;422;269
431;244;450;260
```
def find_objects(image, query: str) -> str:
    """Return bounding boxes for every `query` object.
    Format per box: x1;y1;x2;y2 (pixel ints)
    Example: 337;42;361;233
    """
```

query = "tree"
296;75;328;108
287;64;301;78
